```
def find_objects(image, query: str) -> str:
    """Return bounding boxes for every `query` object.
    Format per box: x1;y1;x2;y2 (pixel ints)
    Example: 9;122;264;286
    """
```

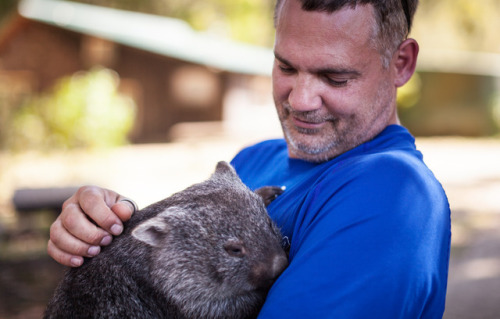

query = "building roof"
18;0;274;76
17;0;500;78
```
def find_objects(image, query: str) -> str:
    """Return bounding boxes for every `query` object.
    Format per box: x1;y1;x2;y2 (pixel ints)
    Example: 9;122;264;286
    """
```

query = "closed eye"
323;75;349;87
278;64;295;74
319;68;360;88
274;53;296;75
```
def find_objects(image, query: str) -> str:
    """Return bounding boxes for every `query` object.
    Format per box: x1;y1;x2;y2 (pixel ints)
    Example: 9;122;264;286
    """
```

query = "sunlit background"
0;0;499;318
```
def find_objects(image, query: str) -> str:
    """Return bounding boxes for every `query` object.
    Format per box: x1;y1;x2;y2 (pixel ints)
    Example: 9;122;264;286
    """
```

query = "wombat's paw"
254;186;285;206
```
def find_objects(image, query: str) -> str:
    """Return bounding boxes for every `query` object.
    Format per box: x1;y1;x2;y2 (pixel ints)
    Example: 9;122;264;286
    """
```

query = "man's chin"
288;148;335;163
285;137;339;163
280;124;339;162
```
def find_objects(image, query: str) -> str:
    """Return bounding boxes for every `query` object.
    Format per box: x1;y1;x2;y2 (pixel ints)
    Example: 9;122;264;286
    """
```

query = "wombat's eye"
224;242;246;258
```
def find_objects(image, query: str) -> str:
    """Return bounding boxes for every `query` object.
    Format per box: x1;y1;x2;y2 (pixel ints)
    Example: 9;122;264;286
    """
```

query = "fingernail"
100;235;112;246
110;224;123;236
70;257;83;267
88;246;100;256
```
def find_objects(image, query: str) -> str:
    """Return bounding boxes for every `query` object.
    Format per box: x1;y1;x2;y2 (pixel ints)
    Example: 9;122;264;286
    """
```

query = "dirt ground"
0;123;499;318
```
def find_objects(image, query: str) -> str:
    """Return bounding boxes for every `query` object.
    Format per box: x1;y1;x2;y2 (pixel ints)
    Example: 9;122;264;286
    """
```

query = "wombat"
44;161;288;319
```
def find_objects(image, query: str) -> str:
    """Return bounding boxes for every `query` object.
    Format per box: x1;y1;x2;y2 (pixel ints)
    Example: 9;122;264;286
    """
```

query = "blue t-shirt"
231;125;451;319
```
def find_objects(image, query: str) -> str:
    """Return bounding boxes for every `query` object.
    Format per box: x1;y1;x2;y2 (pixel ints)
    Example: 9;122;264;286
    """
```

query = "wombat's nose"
250;254;288;289
271;254;288;278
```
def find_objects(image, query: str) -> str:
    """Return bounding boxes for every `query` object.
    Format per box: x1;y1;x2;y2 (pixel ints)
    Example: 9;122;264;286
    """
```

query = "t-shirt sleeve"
258;156;451;319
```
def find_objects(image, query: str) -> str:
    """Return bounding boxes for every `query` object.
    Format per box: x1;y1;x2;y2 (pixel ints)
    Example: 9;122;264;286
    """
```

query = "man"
48;0;451;318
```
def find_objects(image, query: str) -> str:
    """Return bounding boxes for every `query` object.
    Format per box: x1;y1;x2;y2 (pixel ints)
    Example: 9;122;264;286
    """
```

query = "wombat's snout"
249;253;288;290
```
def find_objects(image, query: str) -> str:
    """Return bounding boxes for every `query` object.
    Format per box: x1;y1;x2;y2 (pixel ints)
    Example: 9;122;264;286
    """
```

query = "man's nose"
288;75;322;112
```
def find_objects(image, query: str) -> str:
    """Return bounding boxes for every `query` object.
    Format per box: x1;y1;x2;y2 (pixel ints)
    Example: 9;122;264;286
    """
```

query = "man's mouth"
291;116;325;130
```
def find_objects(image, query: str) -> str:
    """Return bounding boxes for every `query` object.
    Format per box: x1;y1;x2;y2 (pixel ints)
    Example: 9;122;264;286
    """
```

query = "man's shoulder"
316;147;443;202
357;148;425;173
361;149;437;184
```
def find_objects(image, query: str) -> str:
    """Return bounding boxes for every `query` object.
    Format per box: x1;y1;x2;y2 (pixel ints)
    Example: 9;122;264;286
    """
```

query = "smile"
292;116;325;130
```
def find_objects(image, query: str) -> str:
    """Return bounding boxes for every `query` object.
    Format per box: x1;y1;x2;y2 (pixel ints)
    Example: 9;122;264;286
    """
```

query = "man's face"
273;0;400;162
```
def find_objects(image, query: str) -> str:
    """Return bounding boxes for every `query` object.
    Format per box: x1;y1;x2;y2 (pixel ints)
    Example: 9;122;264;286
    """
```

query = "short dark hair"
274;0;419;67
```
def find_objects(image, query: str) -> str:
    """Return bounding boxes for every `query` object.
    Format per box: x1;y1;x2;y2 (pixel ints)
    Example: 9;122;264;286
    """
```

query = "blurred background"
0;0;499;318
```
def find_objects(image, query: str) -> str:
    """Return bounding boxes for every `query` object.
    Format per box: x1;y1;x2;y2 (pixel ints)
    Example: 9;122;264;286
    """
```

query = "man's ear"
393;38;419;88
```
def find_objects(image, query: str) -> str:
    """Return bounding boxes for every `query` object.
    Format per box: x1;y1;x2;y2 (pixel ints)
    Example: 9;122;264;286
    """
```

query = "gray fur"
44;161;287;319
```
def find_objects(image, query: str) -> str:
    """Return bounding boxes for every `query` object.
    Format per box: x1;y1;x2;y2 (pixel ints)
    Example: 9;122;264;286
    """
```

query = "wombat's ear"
254;186;285;206
132;207;184;247
214;161;239;179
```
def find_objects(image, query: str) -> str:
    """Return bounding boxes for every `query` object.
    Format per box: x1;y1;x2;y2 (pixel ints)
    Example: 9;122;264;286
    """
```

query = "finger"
47;239;84;268
50;218;108;257
77;187;124;236
59;202;114;245
111;199;136;222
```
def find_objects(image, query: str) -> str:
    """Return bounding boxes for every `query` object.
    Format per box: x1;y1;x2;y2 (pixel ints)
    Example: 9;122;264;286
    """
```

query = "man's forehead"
275;0;376;21
275;0;376;35
275;1;376;52
273;1;380;73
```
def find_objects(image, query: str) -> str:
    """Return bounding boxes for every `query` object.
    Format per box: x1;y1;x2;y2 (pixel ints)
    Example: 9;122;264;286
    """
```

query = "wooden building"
0;0;274;143
1;0;499;140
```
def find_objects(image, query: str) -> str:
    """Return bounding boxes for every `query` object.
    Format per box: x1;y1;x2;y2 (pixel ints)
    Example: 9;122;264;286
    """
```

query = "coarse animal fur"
44;161;288;319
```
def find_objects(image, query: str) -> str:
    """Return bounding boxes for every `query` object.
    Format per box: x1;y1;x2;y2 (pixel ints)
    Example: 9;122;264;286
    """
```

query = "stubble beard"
278;102;347;163
277;93;394;163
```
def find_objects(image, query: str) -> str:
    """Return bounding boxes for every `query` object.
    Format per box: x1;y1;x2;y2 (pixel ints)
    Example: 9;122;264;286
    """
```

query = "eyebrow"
274;52;361;77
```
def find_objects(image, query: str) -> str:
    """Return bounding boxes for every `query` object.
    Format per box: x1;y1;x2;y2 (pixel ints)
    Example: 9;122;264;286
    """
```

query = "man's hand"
47;186;136;267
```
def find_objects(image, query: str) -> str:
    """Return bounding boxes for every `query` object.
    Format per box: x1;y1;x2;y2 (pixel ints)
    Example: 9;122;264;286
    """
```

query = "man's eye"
279;65;295;74
325;76;348;87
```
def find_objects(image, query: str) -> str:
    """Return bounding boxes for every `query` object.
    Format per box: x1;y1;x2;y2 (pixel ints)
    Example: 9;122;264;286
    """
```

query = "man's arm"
47;185;135;267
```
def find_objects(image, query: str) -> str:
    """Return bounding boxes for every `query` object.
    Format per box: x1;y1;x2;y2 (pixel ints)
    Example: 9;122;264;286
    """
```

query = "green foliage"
491;91;500;134
414;0;500;54
397;73;422;109
5;68;136;151
0;0;17;23
175;0;275;47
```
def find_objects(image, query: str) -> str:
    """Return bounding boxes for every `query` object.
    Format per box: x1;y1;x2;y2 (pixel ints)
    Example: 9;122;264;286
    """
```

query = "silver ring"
120;198;138;214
